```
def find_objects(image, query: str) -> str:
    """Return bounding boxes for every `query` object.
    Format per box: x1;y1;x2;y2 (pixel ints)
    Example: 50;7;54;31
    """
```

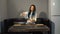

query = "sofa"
1;18;55;34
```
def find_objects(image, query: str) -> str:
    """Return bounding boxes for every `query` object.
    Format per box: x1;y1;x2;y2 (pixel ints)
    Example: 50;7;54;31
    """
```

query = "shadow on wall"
39;11;55;34
39;11;48;18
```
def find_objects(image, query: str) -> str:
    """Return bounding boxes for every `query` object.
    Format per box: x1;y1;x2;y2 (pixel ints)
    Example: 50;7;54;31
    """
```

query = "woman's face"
31;6;34;11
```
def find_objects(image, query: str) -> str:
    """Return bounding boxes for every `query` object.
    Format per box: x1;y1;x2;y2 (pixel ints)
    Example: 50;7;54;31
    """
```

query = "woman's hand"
30;17;37;22
27;18;35;23
27;19;32;23
20;12;26;16
26;18;36;24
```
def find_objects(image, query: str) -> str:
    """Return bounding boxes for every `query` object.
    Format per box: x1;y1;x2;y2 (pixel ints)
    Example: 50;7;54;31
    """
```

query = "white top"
20;11;37;21
20;11;37;24
23;11;37;19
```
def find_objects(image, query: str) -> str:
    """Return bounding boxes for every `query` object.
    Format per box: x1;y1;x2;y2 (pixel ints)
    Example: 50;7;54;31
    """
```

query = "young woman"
20;4;37;24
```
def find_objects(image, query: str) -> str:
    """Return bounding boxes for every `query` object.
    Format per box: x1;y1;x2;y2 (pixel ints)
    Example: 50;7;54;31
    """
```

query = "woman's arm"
20;11;28;18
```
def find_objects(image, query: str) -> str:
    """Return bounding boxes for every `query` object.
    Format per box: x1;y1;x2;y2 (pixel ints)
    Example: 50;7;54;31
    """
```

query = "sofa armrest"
50;21;55;34
4;19;14;32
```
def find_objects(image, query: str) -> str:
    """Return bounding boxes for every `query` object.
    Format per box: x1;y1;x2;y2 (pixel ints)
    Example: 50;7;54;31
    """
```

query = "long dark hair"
28;4;36;18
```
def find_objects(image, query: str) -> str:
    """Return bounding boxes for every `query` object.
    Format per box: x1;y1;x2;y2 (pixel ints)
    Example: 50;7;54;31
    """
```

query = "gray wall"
0;0;7;21
7;0;48;18
0;0;48;33
0;0;7;32
49;0;60;34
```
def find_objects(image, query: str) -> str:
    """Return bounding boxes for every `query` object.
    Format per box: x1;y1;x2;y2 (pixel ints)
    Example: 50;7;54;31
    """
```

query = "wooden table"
8;24;50;34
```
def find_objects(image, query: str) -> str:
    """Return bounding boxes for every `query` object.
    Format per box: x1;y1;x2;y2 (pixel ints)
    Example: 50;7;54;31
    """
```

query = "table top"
8;24;50;32
13;24;44;26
